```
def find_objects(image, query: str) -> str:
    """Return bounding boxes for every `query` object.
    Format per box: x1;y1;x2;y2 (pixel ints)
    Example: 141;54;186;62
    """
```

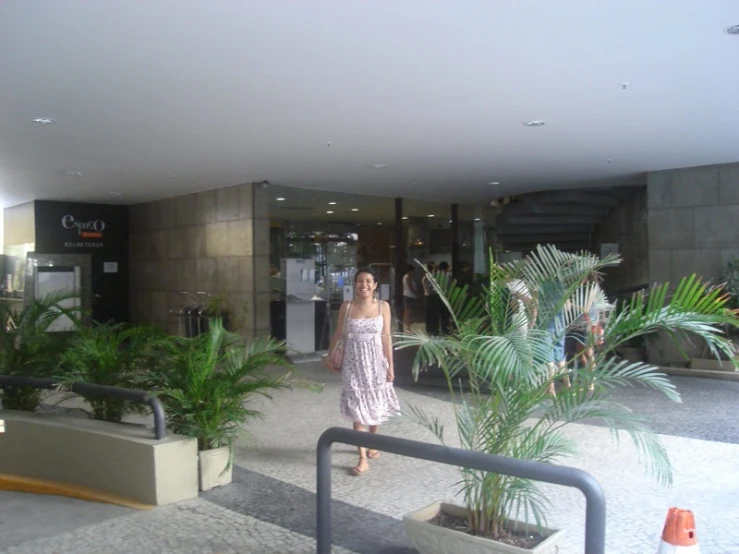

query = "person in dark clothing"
436;261;452;333
422;262;440;335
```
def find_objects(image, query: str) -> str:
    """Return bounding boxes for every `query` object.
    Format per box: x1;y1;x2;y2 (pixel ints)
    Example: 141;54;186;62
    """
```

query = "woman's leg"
575;342;595;390
352;422;369;473
368;425;380;458
559;360;571;387
546;363;557;396
403;299;411;330
583;347;595;390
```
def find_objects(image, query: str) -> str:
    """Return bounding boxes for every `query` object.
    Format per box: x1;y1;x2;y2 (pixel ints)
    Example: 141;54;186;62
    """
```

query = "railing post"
146;396;167;440
316;434;333;554
583;474;607;554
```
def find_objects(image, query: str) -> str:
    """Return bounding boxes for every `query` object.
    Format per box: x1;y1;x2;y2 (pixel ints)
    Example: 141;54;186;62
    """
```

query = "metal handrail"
317;427;606;554
0;376;167;440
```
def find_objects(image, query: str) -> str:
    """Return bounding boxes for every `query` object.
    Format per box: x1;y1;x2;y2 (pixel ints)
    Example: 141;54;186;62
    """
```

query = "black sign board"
33;200;129;323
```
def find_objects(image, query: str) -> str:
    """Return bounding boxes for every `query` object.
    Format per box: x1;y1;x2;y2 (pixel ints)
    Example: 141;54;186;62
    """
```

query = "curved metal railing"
0;375;167;440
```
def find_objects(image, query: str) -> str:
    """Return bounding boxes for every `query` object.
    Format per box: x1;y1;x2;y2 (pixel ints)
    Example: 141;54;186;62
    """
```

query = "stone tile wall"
593;186;649;291
129;183;271;337
647;162;739;363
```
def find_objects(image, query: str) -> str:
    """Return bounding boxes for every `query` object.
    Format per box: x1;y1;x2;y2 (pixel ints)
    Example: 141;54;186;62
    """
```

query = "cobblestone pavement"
407;373;739;444
0;497;356;554
2;362;738;553
231;363;739;554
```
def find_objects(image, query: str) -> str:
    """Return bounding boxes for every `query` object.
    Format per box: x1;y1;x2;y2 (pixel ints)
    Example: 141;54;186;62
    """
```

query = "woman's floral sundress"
339;301;401;425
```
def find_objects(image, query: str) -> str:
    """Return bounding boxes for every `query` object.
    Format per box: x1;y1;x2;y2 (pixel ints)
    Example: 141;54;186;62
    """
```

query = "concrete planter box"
198;446;232;491
0;410;198;506
403;502;564;554
617;346;646;363
688;358;738;372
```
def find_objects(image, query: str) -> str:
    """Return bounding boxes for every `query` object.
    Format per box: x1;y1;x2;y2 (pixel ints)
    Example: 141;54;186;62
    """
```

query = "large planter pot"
403;502;564;554
198;446;232;491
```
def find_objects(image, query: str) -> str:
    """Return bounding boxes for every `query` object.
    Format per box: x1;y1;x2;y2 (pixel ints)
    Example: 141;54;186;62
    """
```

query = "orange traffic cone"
657;508;700;553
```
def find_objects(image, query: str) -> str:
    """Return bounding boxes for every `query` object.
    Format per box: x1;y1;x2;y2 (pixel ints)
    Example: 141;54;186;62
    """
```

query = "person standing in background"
422;262;439;335
436;261;452;333
402;265;419;330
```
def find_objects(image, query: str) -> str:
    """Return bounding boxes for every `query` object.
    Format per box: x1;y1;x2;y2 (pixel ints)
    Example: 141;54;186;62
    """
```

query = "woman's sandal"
350;458;369;476
367;449;381;459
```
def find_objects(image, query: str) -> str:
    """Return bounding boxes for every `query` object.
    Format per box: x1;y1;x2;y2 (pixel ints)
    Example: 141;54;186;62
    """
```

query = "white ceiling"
1;1;738;209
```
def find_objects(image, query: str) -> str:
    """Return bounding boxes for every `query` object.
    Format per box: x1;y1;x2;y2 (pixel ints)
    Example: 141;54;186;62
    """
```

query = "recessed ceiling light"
427;214;435;218
328;201;337;205
401;216;408;220
32;117;55;124
377;222;383;225
449;220;453;223
369;164;387;169
474;217;481;221
351;208;359;212
109;192;122;197
523;120;546;127
489;181;500;185
726;24;739;34
326;210;334;214
276;197;286;201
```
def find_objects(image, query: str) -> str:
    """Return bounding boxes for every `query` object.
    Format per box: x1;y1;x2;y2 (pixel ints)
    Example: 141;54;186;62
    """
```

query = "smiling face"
354;271;378;300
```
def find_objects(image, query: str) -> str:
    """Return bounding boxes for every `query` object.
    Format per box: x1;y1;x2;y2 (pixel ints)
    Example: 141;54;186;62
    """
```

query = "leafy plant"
0;291;80;411
57;322;168;422
397;245;737;540
721;256;739;310
150;318;290;451
206;294;250;334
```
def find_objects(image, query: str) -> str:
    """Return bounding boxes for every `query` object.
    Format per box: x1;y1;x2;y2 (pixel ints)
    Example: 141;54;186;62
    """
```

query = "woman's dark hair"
354;267;378;283
438;261;449;271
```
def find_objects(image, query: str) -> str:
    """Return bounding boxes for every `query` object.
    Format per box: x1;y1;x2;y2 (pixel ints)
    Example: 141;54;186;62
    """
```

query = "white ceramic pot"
198;446;233;491
403;502;564;554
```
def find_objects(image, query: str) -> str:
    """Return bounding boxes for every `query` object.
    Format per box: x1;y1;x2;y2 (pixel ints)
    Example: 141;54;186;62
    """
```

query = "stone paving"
1;362;738;553
0;497;356;554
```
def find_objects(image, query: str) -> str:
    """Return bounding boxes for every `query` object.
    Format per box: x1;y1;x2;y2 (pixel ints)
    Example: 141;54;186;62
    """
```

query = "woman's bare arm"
325;302;348;370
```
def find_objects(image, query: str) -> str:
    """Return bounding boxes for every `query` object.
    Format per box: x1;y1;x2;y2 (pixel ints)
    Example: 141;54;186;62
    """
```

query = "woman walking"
325;268;401;475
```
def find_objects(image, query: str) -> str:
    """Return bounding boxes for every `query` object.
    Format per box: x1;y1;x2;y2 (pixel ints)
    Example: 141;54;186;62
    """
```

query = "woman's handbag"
328;302;351;370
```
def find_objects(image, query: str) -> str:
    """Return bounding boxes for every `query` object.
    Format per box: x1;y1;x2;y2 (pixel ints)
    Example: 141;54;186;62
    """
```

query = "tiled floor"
1;362;738;553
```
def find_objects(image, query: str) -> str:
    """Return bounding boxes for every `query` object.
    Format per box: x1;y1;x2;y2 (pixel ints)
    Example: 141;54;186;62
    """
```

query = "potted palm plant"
57;322;168;422
397;245;737;554
151;318;291;491
0;292;80;412
688;255;739;371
